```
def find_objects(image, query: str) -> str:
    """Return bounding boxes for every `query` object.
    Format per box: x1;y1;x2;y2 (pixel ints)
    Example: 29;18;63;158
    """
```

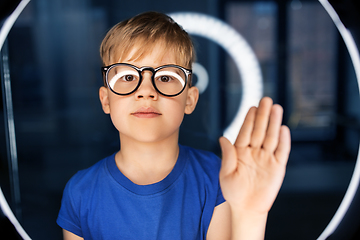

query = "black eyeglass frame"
101;63;192;97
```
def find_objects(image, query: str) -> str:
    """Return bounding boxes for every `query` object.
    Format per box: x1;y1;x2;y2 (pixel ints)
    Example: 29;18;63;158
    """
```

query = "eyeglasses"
101;63;192;97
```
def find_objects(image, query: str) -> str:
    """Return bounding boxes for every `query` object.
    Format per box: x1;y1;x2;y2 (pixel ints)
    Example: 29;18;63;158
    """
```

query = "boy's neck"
115;134;180;185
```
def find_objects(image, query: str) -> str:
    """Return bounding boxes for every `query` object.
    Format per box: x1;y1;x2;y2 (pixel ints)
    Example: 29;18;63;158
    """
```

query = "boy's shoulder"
64;154;114;192
180;144;222;171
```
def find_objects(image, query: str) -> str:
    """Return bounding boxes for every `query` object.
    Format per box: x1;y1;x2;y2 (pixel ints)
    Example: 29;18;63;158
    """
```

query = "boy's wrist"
229;206;268;240
228;203;270;216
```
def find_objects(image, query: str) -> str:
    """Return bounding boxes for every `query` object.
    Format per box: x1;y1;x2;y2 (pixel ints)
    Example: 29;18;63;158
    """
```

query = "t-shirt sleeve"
215;182;226;206
56;178;84;238
212;153;226;206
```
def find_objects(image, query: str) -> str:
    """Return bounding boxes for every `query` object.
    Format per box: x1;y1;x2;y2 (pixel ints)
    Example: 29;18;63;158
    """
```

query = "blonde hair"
100;12;195;71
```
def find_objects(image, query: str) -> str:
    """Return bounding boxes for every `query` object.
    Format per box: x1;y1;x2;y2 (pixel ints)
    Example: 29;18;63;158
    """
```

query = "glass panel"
1;0;359;239
225;1;277;125
288;1;338;141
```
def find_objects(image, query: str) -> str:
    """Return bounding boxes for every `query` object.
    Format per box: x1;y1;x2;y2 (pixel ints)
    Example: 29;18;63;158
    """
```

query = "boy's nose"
135;72;158;100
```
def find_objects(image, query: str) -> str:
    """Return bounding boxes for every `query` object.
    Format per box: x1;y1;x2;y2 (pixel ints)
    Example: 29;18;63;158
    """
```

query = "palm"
219;97;291;214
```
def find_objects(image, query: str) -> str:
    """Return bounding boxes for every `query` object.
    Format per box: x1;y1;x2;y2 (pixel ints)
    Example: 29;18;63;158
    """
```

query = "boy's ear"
185;86;199;115
99;86;111;114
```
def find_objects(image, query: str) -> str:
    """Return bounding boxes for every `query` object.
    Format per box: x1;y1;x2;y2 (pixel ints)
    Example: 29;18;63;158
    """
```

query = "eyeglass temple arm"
101;67;108;86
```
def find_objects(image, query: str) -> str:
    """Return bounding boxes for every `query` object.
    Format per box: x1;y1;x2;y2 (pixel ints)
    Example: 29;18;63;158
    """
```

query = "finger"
234;106;257;148
274;126;291;165
219;136;238;177
262;104;283;152
250;97;273;148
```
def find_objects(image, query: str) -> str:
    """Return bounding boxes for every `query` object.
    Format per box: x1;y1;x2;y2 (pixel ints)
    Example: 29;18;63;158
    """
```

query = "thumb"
219;136;237;177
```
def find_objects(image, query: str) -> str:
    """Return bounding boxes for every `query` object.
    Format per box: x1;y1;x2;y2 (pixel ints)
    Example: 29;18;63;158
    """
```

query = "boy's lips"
131;107;162;118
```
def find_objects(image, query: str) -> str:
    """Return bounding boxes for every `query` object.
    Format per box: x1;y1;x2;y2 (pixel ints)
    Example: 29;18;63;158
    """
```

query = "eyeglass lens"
107;65;186;95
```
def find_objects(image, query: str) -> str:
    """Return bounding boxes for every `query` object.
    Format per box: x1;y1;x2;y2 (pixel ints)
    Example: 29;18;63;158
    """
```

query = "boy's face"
99;43;199;144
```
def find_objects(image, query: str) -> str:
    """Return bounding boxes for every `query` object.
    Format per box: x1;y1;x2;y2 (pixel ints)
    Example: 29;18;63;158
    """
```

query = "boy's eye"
115;69;139;82
155;70;185;87
123;75;136;81
159;75;171;82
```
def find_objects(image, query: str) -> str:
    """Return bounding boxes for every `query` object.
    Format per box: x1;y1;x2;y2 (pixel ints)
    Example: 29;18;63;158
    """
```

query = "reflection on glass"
288;2;337;140
225;1;277;126
0;0;359;240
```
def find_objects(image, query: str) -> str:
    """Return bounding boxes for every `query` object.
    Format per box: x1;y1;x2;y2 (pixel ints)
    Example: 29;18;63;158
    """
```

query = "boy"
57;11;291;240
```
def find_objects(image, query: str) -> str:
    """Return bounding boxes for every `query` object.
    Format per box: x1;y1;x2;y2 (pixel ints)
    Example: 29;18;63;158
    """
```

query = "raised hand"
219;97;291;214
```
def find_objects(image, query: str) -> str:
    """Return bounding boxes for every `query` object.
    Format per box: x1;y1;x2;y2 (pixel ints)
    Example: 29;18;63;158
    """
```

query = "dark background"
1;0;360;239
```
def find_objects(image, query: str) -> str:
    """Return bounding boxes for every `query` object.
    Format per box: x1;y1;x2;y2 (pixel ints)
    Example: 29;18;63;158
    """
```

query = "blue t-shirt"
57;145;225;240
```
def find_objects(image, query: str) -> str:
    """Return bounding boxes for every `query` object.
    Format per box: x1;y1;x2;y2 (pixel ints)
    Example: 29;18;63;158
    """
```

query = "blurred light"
192;62;208;94
170;12;263;144
291;0;303;10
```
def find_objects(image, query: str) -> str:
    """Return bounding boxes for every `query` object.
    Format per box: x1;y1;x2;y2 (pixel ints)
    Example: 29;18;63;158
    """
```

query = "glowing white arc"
317;0;360;239
170;12;263;144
